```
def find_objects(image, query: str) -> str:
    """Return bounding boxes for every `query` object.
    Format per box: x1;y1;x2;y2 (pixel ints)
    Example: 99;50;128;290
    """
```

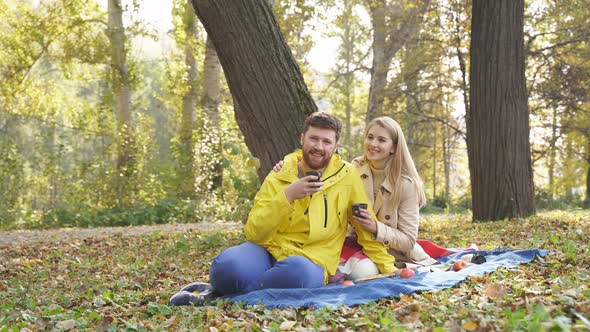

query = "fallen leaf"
563;288;578;298
400;312;420;324
96;316;115;332
406;303;421;312
485;283;507;298
280;320;297;330
55;319;75;331
463;321;478;331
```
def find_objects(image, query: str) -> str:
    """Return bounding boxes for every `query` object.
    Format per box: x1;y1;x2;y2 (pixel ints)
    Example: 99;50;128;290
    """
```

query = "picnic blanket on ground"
228;248;550;309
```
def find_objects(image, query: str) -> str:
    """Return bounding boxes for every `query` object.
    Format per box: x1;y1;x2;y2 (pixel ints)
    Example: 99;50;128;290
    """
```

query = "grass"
1;211;589;331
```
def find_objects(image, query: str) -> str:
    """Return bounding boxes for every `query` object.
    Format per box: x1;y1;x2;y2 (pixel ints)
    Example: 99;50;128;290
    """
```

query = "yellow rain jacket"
245;150;395;282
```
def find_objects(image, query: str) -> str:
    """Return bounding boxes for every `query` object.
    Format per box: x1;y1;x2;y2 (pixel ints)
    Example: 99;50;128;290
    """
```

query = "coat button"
361;174;368;179
385;215;391;220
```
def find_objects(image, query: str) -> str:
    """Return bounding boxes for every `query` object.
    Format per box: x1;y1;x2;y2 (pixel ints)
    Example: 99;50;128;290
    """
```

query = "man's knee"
285;256;325;287
210;242;273;295
260;256;325;289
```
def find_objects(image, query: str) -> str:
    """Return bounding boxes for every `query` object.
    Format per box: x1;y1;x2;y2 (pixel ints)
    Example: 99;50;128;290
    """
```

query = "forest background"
1;0;588;229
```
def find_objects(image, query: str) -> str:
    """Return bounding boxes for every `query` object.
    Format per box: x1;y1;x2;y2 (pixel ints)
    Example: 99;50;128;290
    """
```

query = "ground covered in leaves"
1;211;589;331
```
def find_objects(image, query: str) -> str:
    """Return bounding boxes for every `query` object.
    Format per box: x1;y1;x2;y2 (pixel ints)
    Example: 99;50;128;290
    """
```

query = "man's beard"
302;148;332;170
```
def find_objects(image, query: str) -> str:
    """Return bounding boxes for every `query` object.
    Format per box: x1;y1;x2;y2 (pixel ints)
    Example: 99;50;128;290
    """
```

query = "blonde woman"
274;116;436;279
348;117;436;277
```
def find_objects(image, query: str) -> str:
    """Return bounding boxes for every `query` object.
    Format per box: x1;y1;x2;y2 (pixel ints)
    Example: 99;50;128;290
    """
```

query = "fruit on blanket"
341;280;354;286
453;260;468;271
399;268;415;278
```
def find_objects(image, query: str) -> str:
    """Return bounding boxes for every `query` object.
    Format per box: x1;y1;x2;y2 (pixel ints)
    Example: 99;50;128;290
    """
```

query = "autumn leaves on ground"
1;211;588;331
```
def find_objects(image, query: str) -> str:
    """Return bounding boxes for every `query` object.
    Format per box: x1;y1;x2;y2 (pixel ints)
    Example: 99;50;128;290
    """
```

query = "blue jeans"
209;242;325;295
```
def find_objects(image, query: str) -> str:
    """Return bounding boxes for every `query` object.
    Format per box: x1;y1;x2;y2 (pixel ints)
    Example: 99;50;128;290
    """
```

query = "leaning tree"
191;0;317;180
467;0;536;221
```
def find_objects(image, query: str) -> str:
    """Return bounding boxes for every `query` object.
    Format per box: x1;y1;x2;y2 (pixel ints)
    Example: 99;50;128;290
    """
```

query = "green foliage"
535;189;587;210
526;0;590;202
38;199;202;229
2;0;589;229
274;0;323;63
0;0;261;229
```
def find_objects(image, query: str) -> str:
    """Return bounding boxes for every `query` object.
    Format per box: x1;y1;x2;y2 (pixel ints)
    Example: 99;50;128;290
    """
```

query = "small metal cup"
305;171;322;182
351;203;368;217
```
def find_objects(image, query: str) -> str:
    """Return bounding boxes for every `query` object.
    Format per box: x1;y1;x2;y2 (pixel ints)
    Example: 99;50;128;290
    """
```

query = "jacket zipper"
322;164;346;182
303;164;345;222
323;194;328;228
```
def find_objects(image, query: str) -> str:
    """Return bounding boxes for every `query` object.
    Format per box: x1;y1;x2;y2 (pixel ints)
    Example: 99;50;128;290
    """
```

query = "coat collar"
354;157;394;194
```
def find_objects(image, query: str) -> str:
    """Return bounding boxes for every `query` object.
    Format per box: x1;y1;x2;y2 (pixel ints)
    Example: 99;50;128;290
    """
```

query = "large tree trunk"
201;36;223;191
178;0;199;198
365;0;430;123
467;0;535;221
108;0;133;204
192;0;317;180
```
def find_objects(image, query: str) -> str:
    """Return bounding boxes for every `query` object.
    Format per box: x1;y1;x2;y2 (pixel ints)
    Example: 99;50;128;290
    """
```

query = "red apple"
341;280;354;286
399;268;415;278
453;260;469;271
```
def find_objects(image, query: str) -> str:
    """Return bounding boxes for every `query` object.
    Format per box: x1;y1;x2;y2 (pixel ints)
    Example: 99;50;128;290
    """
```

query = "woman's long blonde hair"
363;117;427;208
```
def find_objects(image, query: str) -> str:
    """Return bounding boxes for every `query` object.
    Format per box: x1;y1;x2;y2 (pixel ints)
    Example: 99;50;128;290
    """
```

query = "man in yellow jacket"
169;112;395;305
205;112;395;297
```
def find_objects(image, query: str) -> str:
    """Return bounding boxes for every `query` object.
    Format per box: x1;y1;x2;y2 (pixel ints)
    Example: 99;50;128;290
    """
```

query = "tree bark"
178;0;199;198
467;0;535;221
201;36;223;190
108;0;133;204
191;0;317;180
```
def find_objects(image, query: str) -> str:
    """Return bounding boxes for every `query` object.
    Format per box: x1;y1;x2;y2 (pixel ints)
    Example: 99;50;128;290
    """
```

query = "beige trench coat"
352;157;437;267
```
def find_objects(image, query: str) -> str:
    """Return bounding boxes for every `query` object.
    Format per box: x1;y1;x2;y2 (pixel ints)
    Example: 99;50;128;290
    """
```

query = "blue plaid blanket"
228;249;549;309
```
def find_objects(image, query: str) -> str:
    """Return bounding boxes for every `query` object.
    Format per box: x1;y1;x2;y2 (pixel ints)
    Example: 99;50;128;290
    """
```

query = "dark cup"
471;254;486;264
305;171;322;182
352;203;368;217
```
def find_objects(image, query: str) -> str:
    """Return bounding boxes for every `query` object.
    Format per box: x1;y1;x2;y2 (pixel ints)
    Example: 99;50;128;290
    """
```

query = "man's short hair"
303;112;342;142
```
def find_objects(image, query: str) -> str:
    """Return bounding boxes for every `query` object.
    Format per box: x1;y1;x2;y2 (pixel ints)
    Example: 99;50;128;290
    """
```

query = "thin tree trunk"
344;0;353;149
179;0;199;198
585;136;590;207
432;123;437;198
467;0;535;221
452;0;470;122
586;150;590;208
192;0;317;180
201;36;223;191
365;0;430;123
548;106;558;197
443;119;450;202
108;0;133;204
366;1;389;123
